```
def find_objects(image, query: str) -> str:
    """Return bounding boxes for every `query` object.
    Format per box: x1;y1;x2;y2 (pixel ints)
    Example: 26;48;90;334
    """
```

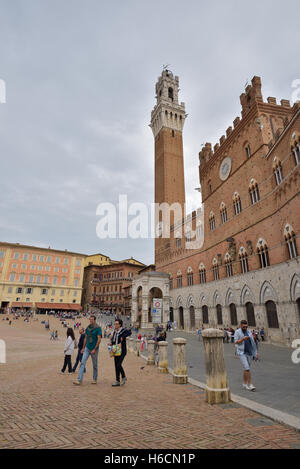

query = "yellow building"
0;242;87;313
84;253;111;267
119;257;145;266
85;254;145;268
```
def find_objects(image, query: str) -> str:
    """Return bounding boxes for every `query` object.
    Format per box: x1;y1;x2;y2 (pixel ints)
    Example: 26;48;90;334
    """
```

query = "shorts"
239;354;252;371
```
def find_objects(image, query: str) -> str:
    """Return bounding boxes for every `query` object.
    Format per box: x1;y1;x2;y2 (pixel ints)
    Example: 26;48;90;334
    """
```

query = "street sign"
152;298;162;323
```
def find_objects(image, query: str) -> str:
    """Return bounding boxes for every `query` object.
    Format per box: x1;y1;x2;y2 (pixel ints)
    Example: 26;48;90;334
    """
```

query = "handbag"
108;343;121;357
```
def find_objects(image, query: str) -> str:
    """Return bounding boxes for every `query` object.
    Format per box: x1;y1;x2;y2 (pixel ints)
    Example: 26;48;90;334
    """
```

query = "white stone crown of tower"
150;69;186;138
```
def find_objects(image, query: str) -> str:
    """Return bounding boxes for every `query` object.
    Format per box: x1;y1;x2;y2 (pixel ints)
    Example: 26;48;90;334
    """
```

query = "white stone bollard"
128;337;134;353
172;338;188;384
158;341;168;373
147;340;155;365
201;328;231;404
136;338;141;357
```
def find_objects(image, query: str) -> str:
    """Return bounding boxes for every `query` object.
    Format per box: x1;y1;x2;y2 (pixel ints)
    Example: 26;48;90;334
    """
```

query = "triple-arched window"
224;253;233;277
257;238;270;268
249;179;260;205
239;246;249;273
220;202;228;224
233;192;242;215
199;263;206;284
284;224;298;259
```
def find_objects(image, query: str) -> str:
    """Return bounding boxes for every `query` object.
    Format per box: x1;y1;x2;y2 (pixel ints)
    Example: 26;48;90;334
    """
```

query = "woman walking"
111;318;131;387
61;328;75;374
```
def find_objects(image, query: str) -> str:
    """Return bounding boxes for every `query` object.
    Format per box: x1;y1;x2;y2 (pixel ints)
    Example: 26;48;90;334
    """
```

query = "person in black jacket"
72;328;86;373
111;318;132;387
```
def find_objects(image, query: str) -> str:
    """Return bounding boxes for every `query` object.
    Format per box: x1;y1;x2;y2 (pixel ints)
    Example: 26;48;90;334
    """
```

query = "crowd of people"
2;305;267;393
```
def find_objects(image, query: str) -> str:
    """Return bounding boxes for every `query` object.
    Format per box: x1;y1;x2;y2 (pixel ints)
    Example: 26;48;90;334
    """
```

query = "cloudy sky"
0;0;299;265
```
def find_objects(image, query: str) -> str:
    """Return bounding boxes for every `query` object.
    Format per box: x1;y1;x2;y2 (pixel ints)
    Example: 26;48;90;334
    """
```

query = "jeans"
61;354;72;373
72;351;86;373
78;347;99;382
114;352;126;382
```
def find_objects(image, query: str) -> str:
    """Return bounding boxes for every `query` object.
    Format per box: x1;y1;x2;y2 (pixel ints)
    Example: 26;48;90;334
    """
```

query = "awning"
11;302;33;308
35;303;82;311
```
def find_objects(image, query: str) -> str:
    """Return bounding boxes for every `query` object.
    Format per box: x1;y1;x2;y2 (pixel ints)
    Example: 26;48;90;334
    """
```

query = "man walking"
73;315;102;385
72;327;86;373
234;320;259;391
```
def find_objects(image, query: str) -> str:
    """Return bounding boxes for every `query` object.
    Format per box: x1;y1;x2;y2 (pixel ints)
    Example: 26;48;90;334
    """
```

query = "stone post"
202;328;231;404
141;295;149;329
172;338;188;384
128;338;134;353
136;338;141;357
147;340;155;365
158;341;168;373
131;297;138;324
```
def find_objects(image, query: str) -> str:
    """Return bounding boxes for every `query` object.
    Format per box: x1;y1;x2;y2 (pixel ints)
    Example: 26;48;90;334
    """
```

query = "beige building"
0;242;86;313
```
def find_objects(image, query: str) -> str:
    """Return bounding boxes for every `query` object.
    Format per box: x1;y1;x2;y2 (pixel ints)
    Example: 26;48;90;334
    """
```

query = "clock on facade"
219;157;232;181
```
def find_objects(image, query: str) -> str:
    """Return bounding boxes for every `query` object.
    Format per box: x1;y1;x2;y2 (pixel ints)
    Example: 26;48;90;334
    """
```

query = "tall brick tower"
150;69;187;262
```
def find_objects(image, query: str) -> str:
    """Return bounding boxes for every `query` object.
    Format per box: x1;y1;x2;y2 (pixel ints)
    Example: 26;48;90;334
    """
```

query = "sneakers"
73;381;82;385
120;377;127;386
112;381;120;387
91;380;97;384
243;383;256;391
247;383;256;391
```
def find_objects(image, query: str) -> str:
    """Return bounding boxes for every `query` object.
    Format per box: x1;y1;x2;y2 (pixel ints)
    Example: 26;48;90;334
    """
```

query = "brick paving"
0;318;300;449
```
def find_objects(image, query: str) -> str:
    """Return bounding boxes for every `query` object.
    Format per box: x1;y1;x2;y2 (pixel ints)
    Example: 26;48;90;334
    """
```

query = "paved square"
0;318;300;449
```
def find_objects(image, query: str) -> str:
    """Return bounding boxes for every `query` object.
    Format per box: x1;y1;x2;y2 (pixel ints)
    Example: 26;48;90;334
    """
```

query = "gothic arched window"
265;301;279;329
257;238;270;268
284;224;298;259
249;179;260;205
233;192;242;215
273;157;283;185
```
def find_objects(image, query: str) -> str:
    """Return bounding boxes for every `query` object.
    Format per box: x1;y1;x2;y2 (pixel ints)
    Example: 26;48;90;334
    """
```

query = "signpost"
152;298;162;323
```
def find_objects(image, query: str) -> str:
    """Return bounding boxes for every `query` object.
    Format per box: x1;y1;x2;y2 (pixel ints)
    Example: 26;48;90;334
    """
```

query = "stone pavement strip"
0;319;300;449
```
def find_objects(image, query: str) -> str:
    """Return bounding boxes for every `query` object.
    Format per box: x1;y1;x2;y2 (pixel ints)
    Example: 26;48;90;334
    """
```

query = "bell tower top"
150;69;186;138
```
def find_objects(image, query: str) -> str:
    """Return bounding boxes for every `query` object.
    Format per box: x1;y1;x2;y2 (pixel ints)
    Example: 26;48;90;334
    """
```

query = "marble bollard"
202;328;231;404
158;341;168;373
136;338;141;357
173;338;188;384
128;337;134;353
147;340;155;365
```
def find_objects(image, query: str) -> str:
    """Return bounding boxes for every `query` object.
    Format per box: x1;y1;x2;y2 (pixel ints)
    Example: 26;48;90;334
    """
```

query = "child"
61;328;75;374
